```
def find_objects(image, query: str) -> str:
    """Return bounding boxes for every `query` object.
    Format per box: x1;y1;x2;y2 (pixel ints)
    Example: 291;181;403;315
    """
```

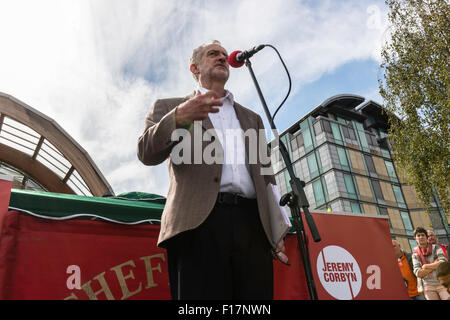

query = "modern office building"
0;92;114;197
270;94;449;252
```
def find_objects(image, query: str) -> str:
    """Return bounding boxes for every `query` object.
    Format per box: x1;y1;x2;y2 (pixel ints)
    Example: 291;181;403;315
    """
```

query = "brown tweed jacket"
138;92;275;248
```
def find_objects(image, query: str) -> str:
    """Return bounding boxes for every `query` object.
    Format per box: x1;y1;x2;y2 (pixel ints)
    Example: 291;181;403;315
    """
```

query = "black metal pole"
287;197;318;300
244;58;321;300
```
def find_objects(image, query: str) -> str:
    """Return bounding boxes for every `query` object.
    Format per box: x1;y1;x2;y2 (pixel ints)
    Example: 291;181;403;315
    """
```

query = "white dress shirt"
198;87;256;199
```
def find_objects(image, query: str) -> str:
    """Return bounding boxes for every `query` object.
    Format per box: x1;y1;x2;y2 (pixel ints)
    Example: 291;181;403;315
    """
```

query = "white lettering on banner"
64;254;166;300
316;246;362;300
316;246;381;300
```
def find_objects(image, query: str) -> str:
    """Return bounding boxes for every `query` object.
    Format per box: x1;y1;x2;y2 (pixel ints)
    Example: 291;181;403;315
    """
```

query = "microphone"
228;45;265;68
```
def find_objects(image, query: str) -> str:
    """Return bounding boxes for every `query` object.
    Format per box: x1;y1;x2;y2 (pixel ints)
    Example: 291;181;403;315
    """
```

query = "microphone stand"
244;58;321;300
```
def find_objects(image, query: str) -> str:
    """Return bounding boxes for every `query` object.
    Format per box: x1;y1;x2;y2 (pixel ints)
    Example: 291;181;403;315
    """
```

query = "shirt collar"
197;86;234;105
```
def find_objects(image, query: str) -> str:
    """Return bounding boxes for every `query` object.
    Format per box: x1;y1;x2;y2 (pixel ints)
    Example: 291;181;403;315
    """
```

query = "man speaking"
137;40;286;300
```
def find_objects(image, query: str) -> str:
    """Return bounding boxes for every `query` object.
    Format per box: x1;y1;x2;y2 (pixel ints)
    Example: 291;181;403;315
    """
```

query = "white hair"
189;40;222;81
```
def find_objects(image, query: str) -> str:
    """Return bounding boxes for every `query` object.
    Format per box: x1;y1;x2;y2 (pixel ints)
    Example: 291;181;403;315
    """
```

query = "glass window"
344;174;358;199
379;207;388;216
354;121;364;132
364;154;376;174
342;126;357;141
393;185;406;208
300;120;315;153
336;117;347;124
316;151;323;173
331;122;343;144
379;207;392;228
307;153;319;179
337;147;350;171
354;121;369;150
322;120;332;134
0;162;47;192
302;128;313;153
284;170;292;192
348;127;357;140
371;180;384;201
281;135;292;160
358;132;369;149
381;148;391;158
365;133;377;146
342;126;350;139
312;179;326;206
400;211;413;235
351;202;362;214
384;161;398;182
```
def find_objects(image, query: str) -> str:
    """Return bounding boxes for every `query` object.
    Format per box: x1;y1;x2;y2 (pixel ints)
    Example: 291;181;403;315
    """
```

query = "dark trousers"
165;200;273;300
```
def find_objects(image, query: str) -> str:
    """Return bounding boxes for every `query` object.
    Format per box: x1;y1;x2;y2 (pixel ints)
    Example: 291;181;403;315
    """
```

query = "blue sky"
0;0;390;197
300;58;382;106
265;58;383;133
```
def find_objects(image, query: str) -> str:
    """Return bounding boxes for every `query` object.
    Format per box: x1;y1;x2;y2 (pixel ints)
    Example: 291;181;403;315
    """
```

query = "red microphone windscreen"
228;50;245;68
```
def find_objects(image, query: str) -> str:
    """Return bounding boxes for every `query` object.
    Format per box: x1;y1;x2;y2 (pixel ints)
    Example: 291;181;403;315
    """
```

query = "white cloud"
0;0;389;196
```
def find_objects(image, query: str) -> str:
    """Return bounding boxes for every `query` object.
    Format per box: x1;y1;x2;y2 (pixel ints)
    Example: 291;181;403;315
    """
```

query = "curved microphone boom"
227;45;265;68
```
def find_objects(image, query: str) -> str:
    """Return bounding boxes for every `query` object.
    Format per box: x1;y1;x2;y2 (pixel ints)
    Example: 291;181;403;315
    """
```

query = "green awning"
8;189;164;224
112;191;166;204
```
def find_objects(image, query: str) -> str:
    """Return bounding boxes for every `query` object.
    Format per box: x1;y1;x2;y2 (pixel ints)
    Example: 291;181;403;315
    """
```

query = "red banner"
0;175;12;233
0;180;408;300
0;211;170;300
0;175;12;216
274;213;410;300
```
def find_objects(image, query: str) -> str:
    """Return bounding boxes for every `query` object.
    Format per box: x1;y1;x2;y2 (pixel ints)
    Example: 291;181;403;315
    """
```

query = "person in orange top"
392;240;425;300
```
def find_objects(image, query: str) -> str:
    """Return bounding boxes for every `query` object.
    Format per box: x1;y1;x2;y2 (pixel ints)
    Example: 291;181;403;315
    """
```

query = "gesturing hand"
175;90;223;127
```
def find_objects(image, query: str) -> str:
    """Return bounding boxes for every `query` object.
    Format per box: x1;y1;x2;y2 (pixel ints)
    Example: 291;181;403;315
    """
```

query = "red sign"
0;211;170;300
0;184;408;300
0;175;12;253
274;212;409;300
0;175;12;219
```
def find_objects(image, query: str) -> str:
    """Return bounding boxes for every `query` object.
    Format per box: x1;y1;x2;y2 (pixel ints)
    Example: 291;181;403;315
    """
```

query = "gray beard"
209;69;229;82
